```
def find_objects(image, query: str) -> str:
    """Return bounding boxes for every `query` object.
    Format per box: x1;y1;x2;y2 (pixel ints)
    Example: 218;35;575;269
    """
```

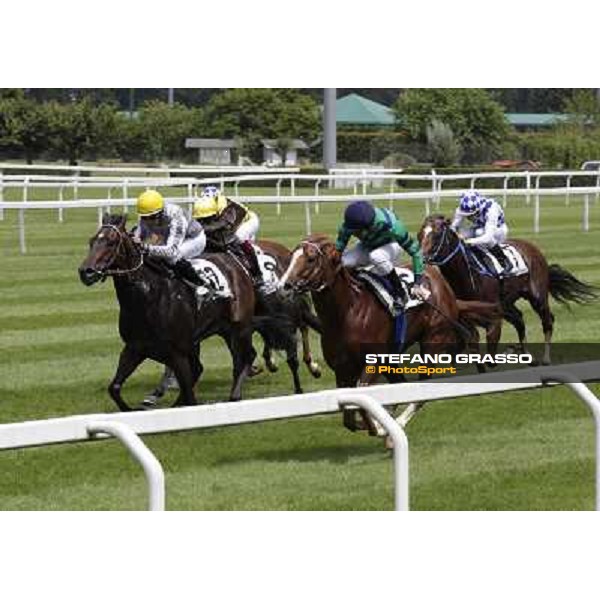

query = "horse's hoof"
265;362;278;373
141;396;159;409
248;364;264;377
311;366;322;379
165;376;179;391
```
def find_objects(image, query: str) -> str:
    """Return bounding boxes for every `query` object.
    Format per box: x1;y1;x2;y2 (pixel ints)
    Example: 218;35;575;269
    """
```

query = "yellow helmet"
137;190;164;216
193;196;219;220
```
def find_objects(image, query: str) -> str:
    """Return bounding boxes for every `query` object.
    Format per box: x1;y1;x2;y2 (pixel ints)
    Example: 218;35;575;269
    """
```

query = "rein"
425;226;476;291
94;224;145;278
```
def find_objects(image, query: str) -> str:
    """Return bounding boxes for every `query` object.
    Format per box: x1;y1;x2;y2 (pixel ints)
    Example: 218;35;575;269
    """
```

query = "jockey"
450;190;510;277
134;189;207;286
192;186;266;290
335;200;430;308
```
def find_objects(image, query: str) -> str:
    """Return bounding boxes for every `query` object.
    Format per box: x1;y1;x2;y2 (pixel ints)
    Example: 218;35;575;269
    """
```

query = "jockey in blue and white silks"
450;191;511;276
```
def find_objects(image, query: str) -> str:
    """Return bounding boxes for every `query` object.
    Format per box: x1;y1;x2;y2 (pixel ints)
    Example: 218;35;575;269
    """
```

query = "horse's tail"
548;264;599;306
297;294;323;334
252;313;297;352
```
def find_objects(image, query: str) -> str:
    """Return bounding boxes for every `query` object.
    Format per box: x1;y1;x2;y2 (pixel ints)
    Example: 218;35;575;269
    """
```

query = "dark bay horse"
418;215;598;364
78;214;256;410
257;239;323;380
146;238;324;403
279;234;499;430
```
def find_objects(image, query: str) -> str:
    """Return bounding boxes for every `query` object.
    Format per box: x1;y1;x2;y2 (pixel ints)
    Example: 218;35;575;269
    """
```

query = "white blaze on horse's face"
279;248;304;288
422;226;433;238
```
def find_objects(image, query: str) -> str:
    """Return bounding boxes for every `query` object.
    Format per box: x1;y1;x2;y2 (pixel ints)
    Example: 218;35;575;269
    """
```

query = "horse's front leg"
108;344;145;412
225;325;255;402
170;352;197;407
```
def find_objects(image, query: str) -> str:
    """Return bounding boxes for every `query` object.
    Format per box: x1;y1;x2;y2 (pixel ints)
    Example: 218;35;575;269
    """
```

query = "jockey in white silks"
450;190;511;277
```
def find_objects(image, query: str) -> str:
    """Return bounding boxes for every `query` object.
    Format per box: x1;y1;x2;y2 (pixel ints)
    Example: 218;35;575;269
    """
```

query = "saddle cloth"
189;258;233;300
189;248;280;303
473;244;528;277
355;266;423;317
253;245;280;294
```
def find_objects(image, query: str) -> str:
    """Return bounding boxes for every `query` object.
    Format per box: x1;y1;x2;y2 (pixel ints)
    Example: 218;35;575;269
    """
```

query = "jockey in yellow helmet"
135;189;207;286
193;186;265;290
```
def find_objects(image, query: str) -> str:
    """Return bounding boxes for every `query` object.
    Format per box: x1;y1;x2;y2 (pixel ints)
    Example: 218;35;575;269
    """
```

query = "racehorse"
78;214;257;410
144;238;324;404
279;234;500;430
418;215;598;364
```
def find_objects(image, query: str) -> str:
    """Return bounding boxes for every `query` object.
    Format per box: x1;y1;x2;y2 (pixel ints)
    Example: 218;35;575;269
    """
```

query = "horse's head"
78;213;131;286
418;214;460;265
279;234;340;293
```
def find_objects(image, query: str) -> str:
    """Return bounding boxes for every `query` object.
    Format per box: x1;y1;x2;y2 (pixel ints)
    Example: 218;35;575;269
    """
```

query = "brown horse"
78;214;257;410
279;234;499;430
418;215;598;364
145;238;324;403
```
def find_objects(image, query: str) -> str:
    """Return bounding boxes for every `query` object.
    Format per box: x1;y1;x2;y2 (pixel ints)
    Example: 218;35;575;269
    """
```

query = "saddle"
354;266;422;318
468;244;528;278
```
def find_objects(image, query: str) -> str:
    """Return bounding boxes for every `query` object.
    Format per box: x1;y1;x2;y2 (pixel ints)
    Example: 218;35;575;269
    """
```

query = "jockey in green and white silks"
450;190;510;276
335;200;430;307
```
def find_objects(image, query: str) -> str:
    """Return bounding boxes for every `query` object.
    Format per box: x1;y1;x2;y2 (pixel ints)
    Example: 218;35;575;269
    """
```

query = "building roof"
336;93;395;126
505;113;568;127
261;139;309;150
185;138;239;149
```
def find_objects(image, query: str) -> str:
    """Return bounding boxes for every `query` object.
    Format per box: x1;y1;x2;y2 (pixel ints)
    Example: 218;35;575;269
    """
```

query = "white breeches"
179;230;206;261
234;212;260;243
466;223;508;248
342;242;401;276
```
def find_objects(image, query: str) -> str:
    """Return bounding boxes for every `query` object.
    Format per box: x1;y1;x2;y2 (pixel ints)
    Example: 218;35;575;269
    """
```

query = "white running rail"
0;361;598;511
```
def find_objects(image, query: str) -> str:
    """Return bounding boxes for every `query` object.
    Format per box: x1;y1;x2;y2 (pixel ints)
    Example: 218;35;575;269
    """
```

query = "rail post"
534;175;540;233
541;372;600;511
566;175;572;206
0;169;4;221
503;176;509;208
19;177;29;254
314;179;321;215
86;421;165;511
122;179;129;215
276;178;282;216
583;194;590;232
338;394;409;511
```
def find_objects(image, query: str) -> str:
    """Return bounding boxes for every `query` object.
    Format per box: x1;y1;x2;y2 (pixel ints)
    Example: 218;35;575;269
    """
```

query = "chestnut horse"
418;215;598;364
279;234;499;429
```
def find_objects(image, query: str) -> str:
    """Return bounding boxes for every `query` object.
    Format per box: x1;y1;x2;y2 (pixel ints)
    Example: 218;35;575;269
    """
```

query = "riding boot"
240;240;266;290
488;245;511;278
173;258;207;287
384;268;406;311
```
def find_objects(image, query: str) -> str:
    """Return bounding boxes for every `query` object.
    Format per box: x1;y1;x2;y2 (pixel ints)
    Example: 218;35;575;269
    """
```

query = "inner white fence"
1;361;598;511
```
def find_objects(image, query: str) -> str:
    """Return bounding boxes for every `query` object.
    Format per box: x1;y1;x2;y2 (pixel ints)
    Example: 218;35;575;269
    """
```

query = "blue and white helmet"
201;185;220;199
458;191;483;216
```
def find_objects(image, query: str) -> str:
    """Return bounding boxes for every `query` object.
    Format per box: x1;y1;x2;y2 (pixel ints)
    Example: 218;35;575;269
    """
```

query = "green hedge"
518;133;600;169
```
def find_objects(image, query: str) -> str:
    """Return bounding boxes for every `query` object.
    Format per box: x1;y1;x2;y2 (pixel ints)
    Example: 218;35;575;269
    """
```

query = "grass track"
1;188;599;510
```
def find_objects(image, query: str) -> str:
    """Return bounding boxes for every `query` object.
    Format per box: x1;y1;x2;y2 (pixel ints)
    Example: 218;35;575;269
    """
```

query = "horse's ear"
102;213;111;225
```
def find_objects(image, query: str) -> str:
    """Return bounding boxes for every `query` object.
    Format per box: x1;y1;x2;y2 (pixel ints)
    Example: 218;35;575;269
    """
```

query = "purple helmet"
343;201;376;230
458;191;483;216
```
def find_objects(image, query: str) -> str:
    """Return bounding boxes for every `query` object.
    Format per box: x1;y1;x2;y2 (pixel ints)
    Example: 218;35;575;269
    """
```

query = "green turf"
1;188;599;510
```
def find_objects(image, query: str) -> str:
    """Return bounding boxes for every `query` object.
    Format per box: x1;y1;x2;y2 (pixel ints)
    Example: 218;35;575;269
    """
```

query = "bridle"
424;222;476;290
286;241;336;293
91;224;145;278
